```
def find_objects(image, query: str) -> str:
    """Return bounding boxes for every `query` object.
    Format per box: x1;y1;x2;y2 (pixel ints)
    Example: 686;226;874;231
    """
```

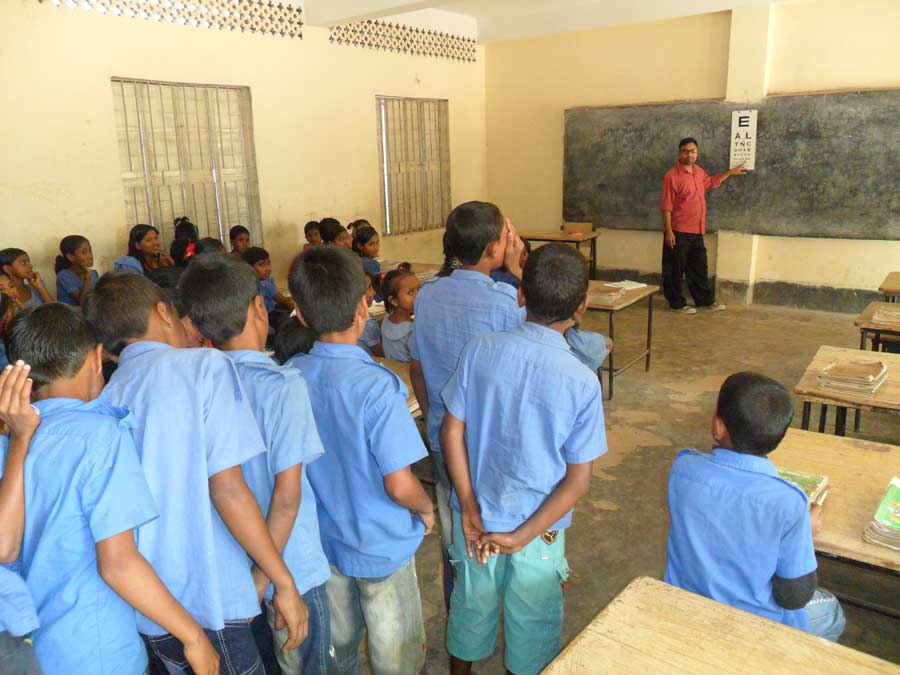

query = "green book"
777;467;829;505
873;477;900;533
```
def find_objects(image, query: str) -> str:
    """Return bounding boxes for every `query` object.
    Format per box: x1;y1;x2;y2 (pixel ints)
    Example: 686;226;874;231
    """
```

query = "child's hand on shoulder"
0;362;40;440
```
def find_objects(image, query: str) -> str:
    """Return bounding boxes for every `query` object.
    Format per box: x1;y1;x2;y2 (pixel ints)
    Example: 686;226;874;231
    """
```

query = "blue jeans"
326;558;426;675
806;588;846;642
266;583;338;674
143;621;264;675
0;632;42;675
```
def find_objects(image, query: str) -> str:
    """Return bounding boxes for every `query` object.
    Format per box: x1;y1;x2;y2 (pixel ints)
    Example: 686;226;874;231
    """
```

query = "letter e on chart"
730;109;757;170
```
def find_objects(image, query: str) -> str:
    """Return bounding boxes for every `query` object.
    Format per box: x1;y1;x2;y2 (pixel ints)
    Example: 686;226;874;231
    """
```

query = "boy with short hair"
178;255;334;674
441;243;607;675
242;246;295;314
287;245;433;674
2;304;220;675
83;272;307;673
665;372;845;641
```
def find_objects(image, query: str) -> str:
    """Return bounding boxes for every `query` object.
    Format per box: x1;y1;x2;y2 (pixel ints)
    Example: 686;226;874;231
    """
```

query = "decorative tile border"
330;20;477;62
39;0;303;38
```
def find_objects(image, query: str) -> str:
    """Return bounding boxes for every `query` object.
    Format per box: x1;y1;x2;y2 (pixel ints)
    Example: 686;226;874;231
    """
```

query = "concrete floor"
410;299;900;673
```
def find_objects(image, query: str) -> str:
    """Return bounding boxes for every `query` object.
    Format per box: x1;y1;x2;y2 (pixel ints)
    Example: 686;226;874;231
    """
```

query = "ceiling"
302;0;774;42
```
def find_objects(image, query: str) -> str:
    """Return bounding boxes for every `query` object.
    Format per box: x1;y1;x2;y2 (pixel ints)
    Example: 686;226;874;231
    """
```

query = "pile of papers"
589;284;626;304
863;476;900;551
872;306;900;328
817;359;887;396
777;467;829;506
606;280;647;291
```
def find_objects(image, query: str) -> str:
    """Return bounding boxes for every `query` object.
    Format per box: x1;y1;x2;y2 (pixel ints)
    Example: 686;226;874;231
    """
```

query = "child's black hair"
348;218;371;234
178;254;260;347
147;266;184;289
126;224;159;264
522;238;532;255
194;237;226;256
0;248;28;274
716;372;793;456
55;235;90;274
229;225;250;243
380;269;415;314
304;220;320;238
242;246;270;267
318;219;347;245
6;304;97;390
351;225;378;256
288;246;365;335
170;217;199;266
273;316;317;364
444;201;504;265
83;271;172;356
679;137;699;149
0;293;13;329
521;243;588;325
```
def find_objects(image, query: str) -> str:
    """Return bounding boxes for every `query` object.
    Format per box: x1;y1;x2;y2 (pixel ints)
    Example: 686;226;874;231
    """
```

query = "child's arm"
771;503;821;609
209;466;308;651
441;412;485;560
28;271;55;303
409;359;429;421
250;465;303;600
71;269;95;306
0;363;38;563
771;571;817;609
96;530;220;675
383;467;434;534
479;461;593;556
275;291;295;310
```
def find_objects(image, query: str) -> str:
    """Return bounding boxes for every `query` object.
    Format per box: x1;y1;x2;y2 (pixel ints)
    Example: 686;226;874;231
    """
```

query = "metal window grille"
111;77;263;246
377;96;451;236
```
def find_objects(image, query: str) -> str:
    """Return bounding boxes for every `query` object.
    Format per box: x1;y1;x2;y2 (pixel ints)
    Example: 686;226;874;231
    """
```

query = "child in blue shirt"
441;243;607;675
179;255;335;675
1;306;220;675
55;235;99;307
84;272;308;673
352;224;382;278
243;246;294;315
665;372;845;641
380;269;419;362
0;249;53;310
287;245;433;675
357;273;383;356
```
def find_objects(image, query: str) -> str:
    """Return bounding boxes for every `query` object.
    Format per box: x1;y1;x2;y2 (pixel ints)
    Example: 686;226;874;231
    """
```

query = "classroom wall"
0;2;485;284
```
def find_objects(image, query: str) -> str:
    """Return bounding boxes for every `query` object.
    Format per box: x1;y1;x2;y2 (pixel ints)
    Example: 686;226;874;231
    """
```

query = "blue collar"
309;341;374;362
513;321;571;352
449;268;493;284
118;340;174;366
33;396;130;421
227;349;276;366
710;447;777;477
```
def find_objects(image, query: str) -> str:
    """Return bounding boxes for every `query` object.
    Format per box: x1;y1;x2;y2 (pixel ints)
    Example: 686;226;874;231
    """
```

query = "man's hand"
809;503;824;538
461;507;485;560
0;363;39;439
417;509;435;535
272;582;309;652
664;229;676;249
730;164;747;177
503;219;526;279
182;628;220;675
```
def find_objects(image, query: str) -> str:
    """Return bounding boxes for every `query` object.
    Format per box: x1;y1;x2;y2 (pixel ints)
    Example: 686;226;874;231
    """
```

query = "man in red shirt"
661;137;745;314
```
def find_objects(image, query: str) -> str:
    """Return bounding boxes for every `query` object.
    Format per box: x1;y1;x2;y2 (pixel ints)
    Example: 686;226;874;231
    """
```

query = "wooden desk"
586;282;659;400
374;357;421;419
378;260;441;283
794;346;900;436
856;301;900;351
774;429;900;574
522;230;599;279
542;577;898;674
880;272;900;302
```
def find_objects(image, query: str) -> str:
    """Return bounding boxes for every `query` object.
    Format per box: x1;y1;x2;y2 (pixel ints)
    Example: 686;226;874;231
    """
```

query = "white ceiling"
303;0;774;42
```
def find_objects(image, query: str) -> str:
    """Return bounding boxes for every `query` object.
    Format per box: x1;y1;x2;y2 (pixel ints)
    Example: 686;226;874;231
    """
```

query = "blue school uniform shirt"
227;350;330;597
260;278;278;313
362;256;381;278
2;398;157;675
56;268;99;306
441;322;607;532
19;287;43;310
664;448;817;631
357;317;381;354
412;269;525;454
113;255;145;275
287;342;428;578
100;342;267;634
0;564;38;638
564;326;608;372
489;268;519;288
381;319;414;362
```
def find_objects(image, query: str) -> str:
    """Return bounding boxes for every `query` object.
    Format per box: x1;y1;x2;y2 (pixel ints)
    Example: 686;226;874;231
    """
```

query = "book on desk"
777;467;829;506
864;476;900;551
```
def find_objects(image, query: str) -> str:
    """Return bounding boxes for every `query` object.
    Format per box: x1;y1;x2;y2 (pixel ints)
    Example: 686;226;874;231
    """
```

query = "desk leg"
607;311;615;400
860;329;866;350
645;295;653;371
801;402;811;430
835;407;848;437
818;405;828;433
590;237;597;280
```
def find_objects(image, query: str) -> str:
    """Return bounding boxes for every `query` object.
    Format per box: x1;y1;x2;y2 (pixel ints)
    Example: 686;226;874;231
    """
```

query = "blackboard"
563;90;900;239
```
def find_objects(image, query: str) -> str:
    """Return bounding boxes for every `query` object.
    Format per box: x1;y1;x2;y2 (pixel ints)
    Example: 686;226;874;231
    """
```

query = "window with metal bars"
377;97;451;236
111;77;263;246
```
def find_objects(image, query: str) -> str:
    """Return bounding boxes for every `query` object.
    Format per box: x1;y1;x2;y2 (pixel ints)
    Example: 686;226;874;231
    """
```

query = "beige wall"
0;2;485;284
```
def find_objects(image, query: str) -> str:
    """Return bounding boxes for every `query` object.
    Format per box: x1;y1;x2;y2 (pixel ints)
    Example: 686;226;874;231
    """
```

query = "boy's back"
288;342;427;578
664;448;816;629
3;398;156;673
101;341;267;634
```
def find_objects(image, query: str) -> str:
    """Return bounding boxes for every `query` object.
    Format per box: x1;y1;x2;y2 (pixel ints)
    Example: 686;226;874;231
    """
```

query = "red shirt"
660;163;721;234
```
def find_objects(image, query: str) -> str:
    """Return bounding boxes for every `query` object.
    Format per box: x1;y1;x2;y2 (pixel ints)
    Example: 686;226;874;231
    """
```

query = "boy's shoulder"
419;271;518;304
36;400;134;441
289;351;405;395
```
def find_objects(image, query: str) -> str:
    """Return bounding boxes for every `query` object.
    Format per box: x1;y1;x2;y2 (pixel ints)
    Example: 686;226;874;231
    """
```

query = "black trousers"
662;231;716;309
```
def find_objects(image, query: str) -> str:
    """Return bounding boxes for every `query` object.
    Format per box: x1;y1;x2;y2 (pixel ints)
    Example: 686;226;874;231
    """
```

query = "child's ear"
91;343;104;375
711;413;729;447
252;294;267;320
356;294;369;321
155;301;176;328
572;294;589;323
517;286;525;308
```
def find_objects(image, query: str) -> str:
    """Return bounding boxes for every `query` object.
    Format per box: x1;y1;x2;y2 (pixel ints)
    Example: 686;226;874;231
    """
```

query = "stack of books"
589;284;626;305
872;306;900;328
863;476;900;551
777;467;829;506
817;359;887;395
